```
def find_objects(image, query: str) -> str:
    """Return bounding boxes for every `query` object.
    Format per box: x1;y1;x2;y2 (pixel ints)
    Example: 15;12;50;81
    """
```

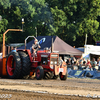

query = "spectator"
70;55;74;60
95;58;99;70
78;56;83;63
76;59;79;66
85;59;92;69
83;60;86;66
98;57;100;70
59;56;63;66
66;58;72;65
78;60;83;70
73;61;78;70
70;55;74;64
90;58;97;70
81;60;86;69
73;57;76;64
82;58;86;64
97;58;99;66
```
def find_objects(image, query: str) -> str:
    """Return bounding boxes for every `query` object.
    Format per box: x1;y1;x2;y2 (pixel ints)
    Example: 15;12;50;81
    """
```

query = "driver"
30;39;41;55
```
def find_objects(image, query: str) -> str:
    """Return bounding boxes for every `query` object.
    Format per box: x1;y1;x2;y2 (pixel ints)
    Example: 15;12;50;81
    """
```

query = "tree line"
0;0;100;47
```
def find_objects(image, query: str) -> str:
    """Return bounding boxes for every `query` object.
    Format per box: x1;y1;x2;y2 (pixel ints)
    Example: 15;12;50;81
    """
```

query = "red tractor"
0;29;67;80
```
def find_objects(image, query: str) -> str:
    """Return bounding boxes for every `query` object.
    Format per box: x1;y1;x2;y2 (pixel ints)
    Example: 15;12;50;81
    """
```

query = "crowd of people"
65;56;100;71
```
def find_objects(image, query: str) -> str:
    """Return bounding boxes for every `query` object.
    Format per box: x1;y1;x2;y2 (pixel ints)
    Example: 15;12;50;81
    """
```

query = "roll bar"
25;36;36;49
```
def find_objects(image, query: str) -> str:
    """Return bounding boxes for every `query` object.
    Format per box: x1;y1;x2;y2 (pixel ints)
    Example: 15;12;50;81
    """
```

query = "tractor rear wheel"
18;51;31;78
36;66;44;80
59;72;67;80
6;52;21;79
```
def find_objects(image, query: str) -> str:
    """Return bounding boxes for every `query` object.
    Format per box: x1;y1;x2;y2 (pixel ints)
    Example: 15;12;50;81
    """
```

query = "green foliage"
46;0;100;47
0;0;100;47
50;6;67;35
0;18;8;32
0;0;11;8
0;0;52;44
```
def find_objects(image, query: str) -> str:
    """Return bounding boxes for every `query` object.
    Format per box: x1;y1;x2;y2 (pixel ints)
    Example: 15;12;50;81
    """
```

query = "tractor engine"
32;51;67;80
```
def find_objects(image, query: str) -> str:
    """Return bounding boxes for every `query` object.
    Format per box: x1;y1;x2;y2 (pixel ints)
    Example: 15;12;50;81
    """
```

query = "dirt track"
0;77;100;100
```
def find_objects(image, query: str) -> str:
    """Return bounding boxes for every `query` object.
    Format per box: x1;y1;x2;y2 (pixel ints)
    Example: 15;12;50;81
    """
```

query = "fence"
67;68;100;79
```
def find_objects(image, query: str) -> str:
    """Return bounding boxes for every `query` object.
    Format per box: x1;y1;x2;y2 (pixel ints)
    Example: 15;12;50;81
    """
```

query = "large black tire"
44;72;54;79
6;52;21;79
59;72;67;80
18;51;31;78
36;66;44;80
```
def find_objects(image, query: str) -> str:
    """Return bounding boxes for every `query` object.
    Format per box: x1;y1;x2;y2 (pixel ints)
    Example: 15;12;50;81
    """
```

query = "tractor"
0;29;67;80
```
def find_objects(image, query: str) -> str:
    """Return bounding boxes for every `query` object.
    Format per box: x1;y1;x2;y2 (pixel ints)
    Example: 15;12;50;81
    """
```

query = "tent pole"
51;36;53;53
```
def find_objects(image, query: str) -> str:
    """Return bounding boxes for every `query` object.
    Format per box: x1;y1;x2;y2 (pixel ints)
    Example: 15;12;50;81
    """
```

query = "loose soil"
0;77;100;100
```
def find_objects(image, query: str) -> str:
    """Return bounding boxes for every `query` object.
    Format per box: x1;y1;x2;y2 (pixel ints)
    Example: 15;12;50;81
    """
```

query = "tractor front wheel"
59;72;67;80
36;66;44;80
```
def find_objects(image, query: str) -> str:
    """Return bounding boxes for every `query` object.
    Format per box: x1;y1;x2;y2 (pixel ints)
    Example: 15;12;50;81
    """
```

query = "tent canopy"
19;36;83;55
90;52;100;55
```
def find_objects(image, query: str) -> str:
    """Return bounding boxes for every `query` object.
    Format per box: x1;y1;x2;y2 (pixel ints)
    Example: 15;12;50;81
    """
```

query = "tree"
0;0;52;44
50;6;67;37
46;0;100;47
0;18;8;43
73;0;100;45
0;0;100;47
